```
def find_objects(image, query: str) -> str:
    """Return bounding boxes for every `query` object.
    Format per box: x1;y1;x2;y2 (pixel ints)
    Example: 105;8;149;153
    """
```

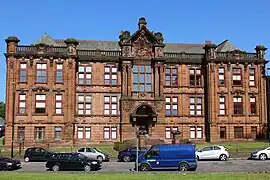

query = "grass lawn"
1;172;270;180
1;141;270;158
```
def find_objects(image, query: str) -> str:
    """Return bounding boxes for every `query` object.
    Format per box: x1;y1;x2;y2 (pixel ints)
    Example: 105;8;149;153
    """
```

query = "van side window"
146;148;159;158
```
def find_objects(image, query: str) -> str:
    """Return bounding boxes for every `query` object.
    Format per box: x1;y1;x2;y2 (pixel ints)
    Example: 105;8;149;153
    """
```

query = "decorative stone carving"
35;43;50;54
49;57;54;67
9;61;14;69
122;46;131;57
32;86;50;92
132;30;153;58
29;57;34;67
155;47;164;58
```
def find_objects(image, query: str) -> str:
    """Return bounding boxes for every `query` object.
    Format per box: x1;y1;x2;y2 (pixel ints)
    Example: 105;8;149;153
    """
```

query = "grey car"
76;147;109;162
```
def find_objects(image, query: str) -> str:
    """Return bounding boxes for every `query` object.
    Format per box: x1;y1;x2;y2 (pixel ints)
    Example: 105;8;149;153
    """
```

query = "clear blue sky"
0;0;269;102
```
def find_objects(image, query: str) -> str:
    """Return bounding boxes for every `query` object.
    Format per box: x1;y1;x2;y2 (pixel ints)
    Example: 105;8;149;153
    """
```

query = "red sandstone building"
4;17;268;147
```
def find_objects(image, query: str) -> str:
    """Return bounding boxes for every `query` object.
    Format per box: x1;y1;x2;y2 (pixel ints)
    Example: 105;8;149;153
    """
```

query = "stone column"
172;130;181;144
255;45;267;134
64;38;78;141
203;43;217;143
154;64;159;97
121;64;127;96
138;129;147;148
127;64;132;96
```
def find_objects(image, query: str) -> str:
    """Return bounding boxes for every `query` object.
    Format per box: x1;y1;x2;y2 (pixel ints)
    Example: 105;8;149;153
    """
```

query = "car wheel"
2;165;8;171
259;153;267;161
178;162;189;171
139;163;151;171
123;155;131;162
84;165;91;172
24;157;30;162
52;164;60;171
219;154;228;161
97;156;103;162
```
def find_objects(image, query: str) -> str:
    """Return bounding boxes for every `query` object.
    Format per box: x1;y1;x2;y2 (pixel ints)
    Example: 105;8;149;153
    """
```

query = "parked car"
0;156;21;171
250;146;270;160
118;147;148;162
137;144;197;171
76;147;109;162
196;145;229;161
24;147;53;162
46;153;101;172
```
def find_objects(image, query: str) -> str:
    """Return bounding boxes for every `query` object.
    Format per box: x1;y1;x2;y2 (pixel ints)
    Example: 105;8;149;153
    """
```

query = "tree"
0;102;5;119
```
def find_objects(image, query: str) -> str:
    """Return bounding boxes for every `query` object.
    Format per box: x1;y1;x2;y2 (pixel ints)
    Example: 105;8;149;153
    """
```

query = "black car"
24;147;53;162
117;147;148;162
0;156;21;171
46;153;101;172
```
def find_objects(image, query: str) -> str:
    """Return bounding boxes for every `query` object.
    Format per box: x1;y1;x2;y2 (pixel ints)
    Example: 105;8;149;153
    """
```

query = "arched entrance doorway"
130;104;157;135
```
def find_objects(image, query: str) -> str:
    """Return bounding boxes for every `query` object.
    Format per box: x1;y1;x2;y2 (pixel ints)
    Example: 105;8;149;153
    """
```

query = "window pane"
56;95;62;100
139;74;144;83
133;65;138;72
21;63;27;69
85;96;91;102
133;85;138;91
112;67;117;73
190;98;195;103
56;109;62;114
36;95;46;100
133;74;139;83
166;98;171;103
145;85;151;92
172;98;177;103
56;64;63;69
20;95;26;100
86;66;92;72
105;74;110;79
105;67;110;72
111;110;117;115
104;96;110;102
165;105;171;110
112;74;117;80
111;97;117;102
139;66;144;72
146;74;151;83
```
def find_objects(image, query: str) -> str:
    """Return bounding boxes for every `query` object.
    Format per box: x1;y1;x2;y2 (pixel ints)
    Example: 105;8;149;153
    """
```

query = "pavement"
13;159;270;173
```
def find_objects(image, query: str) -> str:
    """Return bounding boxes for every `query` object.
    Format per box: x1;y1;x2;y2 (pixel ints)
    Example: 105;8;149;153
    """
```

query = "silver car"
76;147;108;162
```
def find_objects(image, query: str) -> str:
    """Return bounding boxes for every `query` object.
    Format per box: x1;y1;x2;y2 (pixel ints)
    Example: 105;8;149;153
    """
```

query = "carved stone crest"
35;43;50;54
155;47;164;58
132;30;153;58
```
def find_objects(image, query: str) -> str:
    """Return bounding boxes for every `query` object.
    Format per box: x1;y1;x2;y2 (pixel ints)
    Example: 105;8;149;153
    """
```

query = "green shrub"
113;140;135;152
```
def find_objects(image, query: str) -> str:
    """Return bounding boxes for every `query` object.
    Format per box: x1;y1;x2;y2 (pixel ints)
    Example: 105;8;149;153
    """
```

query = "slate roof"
34;33;238;54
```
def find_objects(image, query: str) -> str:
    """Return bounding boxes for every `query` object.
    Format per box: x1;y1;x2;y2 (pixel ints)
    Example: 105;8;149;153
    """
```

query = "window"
17;127;25;140
19;94;26;114
189;68;202;86
165;97;178;116
220;127;226;139
19;63;27;83
249;68;255;86
78;65;91;85
251;126;257;139
190;126;203;139
234;127;243;138
104;66;118;85
233;96;243;115
250;97;256;114
77;95;91;115
34;127;45;140
104;96;118;115
232;68;242;86
36;63;47;83
77;127;84;139
165;127;178;139
218;67;225;85
56;64;63;83
55;127;62;140
165;67;178;87
219;96;226;115
76;126;91;140
103;127;117;140
35;94;46;113
189;97;202;115
85;127;91;139
55;95;62;114
133;65;151;92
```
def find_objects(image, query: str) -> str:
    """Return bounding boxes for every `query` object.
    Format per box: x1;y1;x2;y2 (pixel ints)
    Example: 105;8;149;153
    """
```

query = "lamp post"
135;127;139;172
11;82;15;158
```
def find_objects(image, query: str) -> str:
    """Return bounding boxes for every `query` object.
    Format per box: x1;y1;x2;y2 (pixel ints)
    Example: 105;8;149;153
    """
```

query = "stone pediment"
119;17;165;59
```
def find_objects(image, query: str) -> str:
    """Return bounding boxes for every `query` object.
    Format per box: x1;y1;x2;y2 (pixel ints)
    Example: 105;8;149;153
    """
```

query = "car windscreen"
93;147;103;153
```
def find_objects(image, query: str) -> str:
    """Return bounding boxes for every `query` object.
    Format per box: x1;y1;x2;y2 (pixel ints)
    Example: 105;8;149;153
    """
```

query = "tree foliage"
0;102;5;119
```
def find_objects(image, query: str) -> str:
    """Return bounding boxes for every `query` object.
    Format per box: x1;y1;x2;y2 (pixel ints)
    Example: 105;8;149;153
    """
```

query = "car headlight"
6;162;12;166
91;161;97;165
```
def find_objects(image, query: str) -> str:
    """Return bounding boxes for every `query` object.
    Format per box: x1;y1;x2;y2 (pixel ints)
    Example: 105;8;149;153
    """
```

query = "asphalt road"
13;160;270;173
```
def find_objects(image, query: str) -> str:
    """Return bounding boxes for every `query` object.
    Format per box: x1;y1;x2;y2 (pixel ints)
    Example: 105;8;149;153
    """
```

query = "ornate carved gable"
118;17;165;59
131;29;154;58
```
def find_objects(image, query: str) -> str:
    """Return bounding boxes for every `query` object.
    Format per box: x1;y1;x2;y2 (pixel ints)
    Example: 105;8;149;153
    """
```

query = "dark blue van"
137;144;197;171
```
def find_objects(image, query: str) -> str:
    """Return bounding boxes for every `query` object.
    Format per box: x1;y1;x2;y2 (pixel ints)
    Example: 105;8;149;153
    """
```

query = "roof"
34;33;239;54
